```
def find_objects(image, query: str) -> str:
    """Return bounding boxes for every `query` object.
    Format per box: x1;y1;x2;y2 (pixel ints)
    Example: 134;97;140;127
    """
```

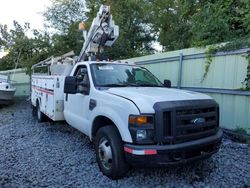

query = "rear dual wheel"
36;101;45;122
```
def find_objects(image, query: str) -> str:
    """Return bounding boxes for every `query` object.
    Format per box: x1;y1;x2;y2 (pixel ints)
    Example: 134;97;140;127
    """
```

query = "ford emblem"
191;117;206;125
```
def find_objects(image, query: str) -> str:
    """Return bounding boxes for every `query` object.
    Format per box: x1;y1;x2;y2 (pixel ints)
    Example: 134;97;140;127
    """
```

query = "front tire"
95;126;129;179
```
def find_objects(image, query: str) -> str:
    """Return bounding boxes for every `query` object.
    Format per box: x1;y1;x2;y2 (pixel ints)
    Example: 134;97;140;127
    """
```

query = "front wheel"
95;126;129;179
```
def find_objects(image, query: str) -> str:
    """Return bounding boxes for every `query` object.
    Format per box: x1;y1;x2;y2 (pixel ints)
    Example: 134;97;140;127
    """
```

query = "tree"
150;0;250;50
149;0;202;50
0;21;52;72
191;0;250;46
102;0;155;59
49;22;83;56
43;0;86;34
43;0;156;60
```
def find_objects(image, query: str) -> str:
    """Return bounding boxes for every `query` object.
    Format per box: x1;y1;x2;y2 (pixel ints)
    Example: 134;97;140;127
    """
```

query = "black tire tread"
36;101;45;123
95;125;129;179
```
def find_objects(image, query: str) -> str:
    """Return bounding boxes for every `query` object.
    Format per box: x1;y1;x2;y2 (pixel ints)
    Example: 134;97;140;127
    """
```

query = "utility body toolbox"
31;75;65;121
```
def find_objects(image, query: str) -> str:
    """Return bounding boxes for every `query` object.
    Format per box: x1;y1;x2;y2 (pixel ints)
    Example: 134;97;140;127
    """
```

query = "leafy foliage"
102;0;155;59
150;0;200;50
243;52;250;90
45;0;156;59
43;0;86;34
191;0;250;47
0;22;52;72
202;45;215;82
202;37;250;89
150;0;250;50
50;22;83;56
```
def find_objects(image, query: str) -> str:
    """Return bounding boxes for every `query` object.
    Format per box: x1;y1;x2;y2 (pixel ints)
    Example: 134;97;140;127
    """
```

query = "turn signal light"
129;115;149;124
137;116;148;124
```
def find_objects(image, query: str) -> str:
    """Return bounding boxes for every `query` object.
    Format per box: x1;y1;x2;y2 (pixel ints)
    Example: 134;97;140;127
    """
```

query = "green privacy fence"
127;47;250;133
0;68;30;97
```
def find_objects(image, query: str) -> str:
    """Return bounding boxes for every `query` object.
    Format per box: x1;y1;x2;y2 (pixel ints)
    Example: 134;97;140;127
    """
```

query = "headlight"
128;115;155;144
136;130;147;141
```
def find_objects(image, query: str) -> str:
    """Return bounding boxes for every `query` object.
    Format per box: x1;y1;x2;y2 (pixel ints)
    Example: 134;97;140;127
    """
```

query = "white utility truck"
31;5;222;179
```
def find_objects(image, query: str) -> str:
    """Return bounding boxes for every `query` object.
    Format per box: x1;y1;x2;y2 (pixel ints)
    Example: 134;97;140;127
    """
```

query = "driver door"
64;65;90;134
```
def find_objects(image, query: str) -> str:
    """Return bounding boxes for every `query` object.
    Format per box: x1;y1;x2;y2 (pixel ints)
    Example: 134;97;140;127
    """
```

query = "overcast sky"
0;0;51;30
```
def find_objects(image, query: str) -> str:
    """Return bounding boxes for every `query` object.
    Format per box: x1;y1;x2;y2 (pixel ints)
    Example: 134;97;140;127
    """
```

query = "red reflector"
124;146;133;153
144;149;157;155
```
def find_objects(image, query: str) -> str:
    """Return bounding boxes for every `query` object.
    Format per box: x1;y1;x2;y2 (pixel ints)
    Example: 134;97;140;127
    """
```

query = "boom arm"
78;5;119;62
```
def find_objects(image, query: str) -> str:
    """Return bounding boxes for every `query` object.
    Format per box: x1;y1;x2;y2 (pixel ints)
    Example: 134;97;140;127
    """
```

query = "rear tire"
32;105;36;117
95;126;129;179
36;101;45;123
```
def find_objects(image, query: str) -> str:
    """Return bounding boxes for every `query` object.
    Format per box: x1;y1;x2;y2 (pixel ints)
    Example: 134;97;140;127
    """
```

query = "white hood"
105;87;212;113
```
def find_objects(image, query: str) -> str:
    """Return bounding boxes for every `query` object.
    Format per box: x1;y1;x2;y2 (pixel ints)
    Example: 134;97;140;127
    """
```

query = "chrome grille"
163;106;218;144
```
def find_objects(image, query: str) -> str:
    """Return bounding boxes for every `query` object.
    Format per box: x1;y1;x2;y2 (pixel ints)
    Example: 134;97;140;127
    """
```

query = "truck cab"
60;61;222;179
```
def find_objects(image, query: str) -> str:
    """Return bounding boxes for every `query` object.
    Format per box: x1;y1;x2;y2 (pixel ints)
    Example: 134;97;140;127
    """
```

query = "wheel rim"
98;137;113;170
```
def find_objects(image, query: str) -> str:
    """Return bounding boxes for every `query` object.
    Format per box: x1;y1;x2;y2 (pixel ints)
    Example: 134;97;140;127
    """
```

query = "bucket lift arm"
78;5;119;62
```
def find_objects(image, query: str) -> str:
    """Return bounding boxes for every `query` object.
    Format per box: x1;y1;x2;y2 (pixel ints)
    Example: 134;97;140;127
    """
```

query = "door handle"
65;94;68;101
89;99;97;110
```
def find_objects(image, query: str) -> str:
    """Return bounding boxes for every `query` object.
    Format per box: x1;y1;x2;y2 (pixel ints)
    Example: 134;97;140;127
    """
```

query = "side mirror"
64;76;77;94
164;79;171;88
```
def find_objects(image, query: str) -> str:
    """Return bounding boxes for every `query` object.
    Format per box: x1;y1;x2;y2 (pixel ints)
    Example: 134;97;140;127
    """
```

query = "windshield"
90;63;163;87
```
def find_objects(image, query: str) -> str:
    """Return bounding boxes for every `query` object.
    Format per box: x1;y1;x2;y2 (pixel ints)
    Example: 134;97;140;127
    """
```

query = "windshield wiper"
99;83;163;87
126;83;163;87
138;84;163;87
100;84;128;87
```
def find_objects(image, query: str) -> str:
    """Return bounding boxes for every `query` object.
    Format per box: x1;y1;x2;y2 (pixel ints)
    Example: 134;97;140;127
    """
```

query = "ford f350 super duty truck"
31;60;222;179
31;5;222;179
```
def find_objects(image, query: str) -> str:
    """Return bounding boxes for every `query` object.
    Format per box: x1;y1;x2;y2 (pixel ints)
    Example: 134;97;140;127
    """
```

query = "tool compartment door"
31;76;55;120
53;76;65;121
43;77;55;120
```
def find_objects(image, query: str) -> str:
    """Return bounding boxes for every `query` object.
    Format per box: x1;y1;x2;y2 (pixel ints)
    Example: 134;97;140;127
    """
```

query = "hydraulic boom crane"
78;5;119;62
32;5;119;74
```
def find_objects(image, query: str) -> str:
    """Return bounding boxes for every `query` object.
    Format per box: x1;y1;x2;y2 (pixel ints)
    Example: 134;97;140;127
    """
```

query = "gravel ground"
0;100;249;188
